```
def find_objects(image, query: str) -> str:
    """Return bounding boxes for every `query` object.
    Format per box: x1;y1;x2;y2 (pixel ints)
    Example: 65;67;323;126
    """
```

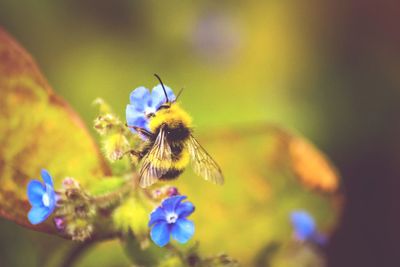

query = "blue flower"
26;169;57;225
149;195;195;247
126;84;176;134
290;210;327;245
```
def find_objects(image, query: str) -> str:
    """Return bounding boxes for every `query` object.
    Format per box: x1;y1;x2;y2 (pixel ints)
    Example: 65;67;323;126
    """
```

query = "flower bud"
94;114;120;135
167;187;179;197
103;133;130;161
151;186;180;200
93;98;112;114
53;216;65;231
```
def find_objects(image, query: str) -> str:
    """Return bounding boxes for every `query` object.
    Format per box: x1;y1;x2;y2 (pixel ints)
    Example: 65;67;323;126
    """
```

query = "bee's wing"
188;135;224;185
139;126;172;188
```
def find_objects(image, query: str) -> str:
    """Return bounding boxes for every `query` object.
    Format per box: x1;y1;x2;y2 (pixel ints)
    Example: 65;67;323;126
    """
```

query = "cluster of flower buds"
93;98;133;163
93;113;120;135
202;254;239;267
183;245;239;267
151;185;180;201
54;178;96;241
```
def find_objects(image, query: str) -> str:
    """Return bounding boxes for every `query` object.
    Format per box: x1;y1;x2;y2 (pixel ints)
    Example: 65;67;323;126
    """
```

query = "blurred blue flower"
27;169;57;225
290;210;327;245
126;84;175;134
149;195;195;247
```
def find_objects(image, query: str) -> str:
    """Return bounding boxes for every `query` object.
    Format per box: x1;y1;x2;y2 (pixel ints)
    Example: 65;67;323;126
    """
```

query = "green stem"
91;174;138;208
165;244;186;264
61;233;121;267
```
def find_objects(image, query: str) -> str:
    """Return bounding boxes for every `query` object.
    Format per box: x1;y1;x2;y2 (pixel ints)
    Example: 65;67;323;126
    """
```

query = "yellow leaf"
288;136;340;193
0;28;111;234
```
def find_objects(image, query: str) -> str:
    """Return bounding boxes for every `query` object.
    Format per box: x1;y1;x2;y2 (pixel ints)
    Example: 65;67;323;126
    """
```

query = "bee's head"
154;74;183;112
154;73;171;110
149;75;191;131
157;102;171;111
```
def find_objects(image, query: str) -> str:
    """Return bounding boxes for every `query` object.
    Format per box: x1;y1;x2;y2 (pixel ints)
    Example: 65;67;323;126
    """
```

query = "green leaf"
0;28;111;234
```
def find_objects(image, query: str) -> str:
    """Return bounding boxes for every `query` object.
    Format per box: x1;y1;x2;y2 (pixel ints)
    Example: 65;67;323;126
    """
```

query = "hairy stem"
91;174;138;207
61;233;120;267
165;244;186;263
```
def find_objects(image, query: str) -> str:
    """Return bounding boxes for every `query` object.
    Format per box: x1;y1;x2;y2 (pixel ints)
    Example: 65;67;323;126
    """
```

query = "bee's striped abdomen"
160;168;184;180
160;142;190;180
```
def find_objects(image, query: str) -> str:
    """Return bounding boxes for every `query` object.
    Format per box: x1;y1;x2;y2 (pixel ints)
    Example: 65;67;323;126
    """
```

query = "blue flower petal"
27;180;45;206
126;105;149;132
150;221;171;247
127;117;147;130
28;206;51;225
291;211;316;241
149;207;166;226
45;184;57;211
129;87;151;111
126;105;144;123
135;117;149;131
175;201;195;218
151;84;176;109
171;218;194;244
41;169;53;186
161;195;186;214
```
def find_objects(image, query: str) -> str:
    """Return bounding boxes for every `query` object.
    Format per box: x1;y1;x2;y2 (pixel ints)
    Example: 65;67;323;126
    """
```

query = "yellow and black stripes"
155;140;190;180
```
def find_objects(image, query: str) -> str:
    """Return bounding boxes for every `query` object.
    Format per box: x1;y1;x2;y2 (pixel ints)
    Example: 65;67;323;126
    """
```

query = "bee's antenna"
175;88;184;102
154;74;169;103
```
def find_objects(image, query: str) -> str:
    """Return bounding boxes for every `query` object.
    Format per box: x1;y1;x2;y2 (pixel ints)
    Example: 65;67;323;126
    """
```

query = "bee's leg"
126;125;154;139
126;149;145;161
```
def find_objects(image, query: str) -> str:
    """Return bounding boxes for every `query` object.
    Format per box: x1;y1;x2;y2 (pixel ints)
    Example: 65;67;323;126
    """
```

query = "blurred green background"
1;0;399;266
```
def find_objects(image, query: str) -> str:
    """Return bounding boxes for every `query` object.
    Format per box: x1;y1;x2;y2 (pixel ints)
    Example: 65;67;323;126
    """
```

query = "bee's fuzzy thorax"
149;103;192;133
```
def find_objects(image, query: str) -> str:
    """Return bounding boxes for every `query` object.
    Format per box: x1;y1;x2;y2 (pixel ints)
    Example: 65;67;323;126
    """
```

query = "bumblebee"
129;75;224;188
